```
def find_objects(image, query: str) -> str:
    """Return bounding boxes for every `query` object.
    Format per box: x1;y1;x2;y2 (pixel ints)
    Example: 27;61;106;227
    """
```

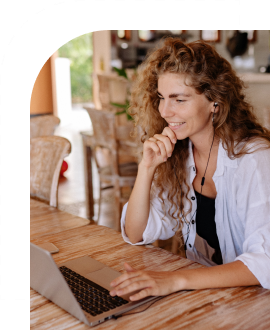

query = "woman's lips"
168;122;186;130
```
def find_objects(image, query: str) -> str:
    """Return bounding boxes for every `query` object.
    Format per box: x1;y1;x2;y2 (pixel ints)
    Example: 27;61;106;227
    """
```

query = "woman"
110;38;270;300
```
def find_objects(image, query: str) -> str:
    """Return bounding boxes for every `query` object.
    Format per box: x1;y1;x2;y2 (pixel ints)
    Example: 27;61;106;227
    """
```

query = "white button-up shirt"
121;140;270;289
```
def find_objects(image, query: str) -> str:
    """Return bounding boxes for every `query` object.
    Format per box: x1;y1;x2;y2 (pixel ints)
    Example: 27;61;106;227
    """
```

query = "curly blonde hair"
129;37;270;239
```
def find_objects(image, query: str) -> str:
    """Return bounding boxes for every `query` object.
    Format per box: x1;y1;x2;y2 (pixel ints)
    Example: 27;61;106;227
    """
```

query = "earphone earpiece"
212;103;217;122
213;103;218;121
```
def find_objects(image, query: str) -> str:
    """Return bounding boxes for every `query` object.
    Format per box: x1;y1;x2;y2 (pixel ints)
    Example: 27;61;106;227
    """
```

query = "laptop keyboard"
59;266;128;316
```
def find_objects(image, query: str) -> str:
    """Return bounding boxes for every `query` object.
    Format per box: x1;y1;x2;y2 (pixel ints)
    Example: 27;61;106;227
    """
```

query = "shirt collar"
186;139;238;175
214;140;238;177
187;139;195;168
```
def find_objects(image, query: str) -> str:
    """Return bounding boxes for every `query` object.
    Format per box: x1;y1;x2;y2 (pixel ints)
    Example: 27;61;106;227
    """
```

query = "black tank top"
194;190;223;265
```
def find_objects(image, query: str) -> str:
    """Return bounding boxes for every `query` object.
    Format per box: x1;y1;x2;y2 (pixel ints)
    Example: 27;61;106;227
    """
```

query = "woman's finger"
124;262;136;272
110;270;141;289
113;279;151;297
112;270;153;292
146;139;162;156
153;134;174;158
162;126;177;144
156;141;168;162
129;287;153;301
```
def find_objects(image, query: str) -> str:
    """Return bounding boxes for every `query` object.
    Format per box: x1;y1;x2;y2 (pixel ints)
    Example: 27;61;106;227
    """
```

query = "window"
167;30;183;35
117;30;131;40
200;30;221;43
138;30;156;42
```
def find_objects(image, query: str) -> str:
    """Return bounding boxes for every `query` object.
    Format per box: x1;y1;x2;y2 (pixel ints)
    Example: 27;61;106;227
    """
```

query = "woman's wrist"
138;160;157;176
171;271;189;292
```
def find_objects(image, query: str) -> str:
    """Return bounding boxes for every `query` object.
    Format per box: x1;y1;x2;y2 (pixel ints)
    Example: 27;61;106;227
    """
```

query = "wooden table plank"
30;225;198;273
30;203;270;330
31;199;90;239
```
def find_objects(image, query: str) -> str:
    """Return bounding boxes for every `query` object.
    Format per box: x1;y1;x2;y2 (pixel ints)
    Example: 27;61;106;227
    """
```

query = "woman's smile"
168;122;186;130
158;72;215;143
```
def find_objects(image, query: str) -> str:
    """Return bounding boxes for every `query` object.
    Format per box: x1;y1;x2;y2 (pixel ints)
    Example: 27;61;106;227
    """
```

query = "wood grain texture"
31;199;90;240
30;204;270;330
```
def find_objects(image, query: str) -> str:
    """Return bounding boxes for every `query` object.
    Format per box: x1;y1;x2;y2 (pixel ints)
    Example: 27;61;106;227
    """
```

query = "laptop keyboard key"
59;266;129;315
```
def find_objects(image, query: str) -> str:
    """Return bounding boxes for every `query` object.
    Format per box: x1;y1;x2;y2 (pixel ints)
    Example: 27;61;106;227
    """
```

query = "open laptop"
30;243;157;326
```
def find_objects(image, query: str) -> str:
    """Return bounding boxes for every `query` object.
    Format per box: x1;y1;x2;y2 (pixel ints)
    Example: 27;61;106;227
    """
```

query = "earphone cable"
200;128;215;203
112;296;165;319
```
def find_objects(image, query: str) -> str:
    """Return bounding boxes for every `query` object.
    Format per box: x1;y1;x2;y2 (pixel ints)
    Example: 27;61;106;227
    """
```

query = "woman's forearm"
176;260;259;291
125;162;156;243
110;261;260;301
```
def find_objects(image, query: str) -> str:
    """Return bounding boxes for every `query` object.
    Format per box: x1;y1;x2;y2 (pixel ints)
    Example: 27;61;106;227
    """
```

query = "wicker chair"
30;136;71;207
30;115;60;138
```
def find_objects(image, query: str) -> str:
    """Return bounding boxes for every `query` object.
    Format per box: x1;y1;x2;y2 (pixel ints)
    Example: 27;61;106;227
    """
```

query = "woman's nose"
159;101;174;118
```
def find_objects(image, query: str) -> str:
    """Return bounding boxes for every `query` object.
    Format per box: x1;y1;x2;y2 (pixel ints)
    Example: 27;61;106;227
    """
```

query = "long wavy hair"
129;37;270;240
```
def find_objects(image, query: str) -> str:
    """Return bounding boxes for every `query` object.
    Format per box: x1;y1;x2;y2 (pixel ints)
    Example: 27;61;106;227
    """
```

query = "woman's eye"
177;100;184;103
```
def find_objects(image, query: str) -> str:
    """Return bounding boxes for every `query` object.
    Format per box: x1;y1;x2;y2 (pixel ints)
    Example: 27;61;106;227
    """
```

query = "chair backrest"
85;108;117;149
85;106;141;162
30;115;60;138
30;136;71;207
84;108;119;175
97;74;128;110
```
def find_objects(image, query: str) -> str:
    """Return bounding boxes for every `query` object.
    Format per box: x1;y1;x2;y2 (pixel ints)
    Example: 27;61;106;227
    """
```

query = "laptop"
30;243;157;326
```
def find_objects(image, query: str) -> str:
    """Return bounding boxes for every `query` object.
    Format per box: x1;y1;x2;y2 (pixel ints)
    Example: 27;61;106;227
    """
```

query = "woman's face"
158;72;215;143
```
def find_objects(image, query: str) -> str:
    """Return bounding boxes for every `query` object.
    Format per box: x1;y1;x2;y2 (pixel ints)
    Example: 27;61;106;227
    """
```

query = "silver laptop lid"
30;243;90;325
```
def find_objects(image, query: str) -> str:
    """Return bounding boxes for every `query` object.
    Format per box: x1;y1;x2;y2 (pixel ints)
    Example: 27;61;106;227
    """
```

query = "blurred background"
30;30;270;237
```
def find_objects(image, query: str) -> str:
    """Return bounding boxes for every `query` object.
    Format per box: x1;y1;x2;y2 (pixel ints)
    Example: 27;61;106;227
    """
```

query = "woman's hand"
141;127;177;170
110;263;184;301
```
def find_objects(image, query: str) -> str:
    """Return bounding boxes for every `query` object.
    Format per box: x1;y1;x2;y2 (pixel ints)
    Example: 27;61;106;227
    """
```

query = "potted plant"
110;67;136;121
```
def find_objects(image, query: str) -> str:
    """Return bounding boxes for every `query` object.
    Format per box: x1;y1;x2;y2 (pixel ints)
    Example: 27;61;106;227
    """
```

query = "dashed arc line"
1;54;6;65
54;1;65;6
35;8;45;15
8;35;15;45
1;0;240;65
19;19;28;29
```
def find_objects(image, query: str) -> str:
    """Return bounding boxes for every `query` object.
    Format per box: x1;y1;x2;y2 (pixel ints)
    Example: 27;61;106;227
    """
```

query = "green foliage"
111;100;133;121
111;67;134;121
58;33;93;103
112;67;128;79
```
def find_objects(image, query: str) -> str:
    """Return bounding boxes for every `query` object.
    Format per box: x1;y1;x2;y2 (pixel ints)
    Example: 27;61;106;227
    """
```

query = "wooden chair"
30;136;71;207
84;107;139;230
97;74;128;110
30;115;60;138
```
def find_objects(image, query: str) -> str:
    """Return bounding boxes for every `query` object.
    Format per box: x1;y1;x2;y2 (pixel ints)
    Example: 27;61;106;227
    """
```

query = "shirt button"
191;220;195;224
191;196;195;200
189;244;192;248
193;167;195;171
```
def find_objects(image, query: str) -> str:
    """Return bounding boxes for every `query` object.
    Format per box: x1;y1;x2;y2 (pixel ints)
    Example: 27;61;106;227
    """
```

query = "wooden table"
30;202;270;329
30;199;90;239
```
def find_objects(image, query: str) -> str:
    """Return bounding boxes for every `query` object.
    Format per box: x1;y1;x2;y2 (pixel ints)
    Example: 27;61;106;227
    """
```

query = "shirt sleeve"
120;195;179;245
234;147;270;289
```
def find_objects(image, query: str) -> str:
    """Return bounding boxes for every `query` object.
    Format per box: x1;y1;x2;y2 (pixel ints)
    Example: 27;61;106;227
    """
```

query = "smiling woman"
108;37;270;300
157;73;214;143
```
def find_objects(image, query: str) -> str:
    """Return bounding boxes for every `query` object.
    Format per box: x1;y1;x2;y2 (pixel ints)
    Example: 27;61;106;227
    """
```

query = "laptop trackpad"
86;267;122;292
61;256;106;274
